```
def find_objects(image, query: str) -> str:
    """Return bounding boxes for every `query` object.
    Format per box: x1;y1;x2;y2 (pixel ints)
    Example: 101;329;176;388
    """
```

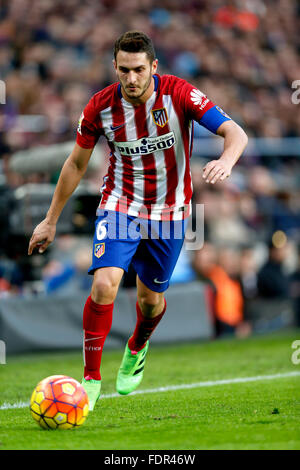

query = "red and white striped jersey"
76;74;229;220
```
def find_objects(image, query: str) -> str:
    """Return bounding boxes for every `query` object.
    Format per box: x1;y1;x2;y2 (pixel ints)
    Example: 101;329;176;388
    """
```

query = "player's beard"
122;72;152;101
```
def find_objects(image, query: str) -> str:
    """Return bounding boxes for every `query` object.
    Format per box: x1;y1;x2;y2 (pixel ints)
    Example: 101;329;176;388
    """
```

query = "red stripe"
99;143;116;207
134;104;157;217
93;83;118;112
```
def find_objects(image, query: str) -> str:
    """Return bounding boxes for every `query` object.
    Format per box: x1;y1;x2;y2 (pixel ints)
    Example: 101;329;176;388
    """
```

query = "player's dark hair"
114;31;156;63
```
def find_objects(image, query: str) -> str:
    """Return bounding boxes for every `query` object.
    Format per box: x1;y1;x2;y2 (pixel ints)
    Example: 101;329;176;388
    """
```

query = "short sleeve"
178;79;231;134
76;96;102;149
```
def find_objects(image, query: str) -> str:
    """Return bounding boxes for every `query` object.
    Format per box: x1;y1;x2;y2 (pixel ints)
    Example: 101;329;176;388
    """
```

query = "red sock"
128;299;167;352
83;295;113;381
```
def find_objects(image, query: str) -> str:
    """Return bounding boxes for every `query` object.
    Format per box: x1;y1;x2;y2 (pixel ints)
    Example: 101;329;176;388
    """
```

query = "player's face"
114;51;158;104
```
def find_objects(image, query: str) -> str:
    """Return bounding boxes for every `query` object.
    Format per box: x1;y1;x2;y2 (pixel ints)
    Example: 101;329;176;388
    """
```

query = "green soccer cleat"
116;341;149;395
81;378;101;411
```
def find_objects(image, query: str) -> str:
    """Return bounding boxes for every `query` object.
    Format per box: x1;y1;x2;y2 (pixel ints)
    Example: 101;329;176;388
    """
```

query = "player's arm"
203;120;248;184
28;143;94;255
177;79;248;184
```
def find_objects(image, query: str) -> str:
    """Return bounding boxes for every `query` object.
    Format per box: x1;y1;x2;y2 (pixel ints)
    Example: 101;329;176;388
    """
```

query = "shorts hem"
88;264;127;276
135;270;169;293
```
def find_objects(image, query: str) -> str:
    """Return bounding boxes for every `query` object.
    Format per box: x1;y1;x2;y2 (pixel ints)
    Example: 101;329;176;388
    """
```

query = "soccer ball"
30;375;89;430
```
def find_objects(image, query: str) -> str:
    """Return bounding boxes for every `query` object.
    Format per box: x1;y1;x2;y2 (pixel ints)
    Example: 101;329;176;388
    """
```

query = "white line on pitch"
0;370;299;411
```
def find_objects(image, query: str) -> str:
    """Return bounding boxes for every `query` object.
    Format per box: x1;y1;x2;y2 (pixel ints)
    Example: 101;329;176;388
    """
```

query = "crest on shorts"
151;107;168;127
94;243;105;259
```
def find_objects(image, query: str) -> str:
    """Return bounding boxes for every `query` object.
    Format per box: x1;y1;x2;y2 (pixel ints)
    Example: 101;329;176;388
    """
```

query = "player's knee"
91;276;119;304
138;293;164;318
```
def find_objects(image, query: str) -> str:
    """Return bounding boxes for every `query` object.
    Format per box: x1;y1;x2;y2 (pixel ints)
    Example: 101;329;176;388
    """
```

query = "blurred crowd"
177;163;300;336
0;0;299;333
0;0;299;153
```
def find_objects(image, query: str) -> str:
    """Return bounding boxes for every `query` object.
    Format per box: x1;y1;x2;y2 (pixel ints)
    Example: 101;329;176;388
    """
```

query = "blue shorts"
88;211;188;293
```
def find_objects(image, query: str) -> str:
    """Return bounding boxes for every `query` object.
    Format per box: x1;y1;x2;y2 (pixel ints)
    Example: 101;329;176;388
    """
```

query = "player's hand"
28;219;56;255
202;157;233;184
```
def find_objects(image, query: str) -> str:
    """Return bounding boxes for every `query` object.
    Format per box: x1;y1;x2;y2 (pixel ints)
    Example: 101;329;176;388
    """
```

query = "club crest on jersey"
151;107;168;127
94;243;105;259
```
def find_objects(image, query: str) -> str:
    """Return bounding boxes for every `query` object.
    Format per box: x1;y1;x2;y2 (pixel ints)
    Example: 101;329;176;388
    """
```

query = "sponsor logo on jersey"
190;89;209;110
115;132;176;156
77;112;84;135
151;107;169;127
94;242;105;259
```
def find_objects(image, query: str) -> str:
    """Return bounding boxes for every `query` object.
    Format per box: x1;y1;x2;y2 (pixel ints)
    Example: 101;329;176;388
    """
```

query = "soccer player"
28;31;248;410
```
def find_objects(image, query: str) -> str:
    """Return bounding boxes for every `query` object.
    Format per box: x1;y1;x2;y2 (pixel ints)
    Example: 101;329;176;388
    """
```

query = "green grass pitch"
0;329;299;450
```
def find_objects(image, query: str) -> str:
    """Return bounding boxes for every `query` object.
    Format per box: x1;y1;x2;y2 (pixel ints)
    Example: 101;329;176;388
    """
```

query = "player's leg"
81;210;141;408
129;276;166;350
83;266;123;380
82;266;123;410
116;278;167;395
116;217;187;395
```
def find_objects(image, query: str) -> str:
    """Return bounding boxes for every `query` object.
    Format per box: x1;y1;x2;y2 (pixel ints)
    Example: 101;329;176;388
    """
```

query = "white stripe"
1;371;299;410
